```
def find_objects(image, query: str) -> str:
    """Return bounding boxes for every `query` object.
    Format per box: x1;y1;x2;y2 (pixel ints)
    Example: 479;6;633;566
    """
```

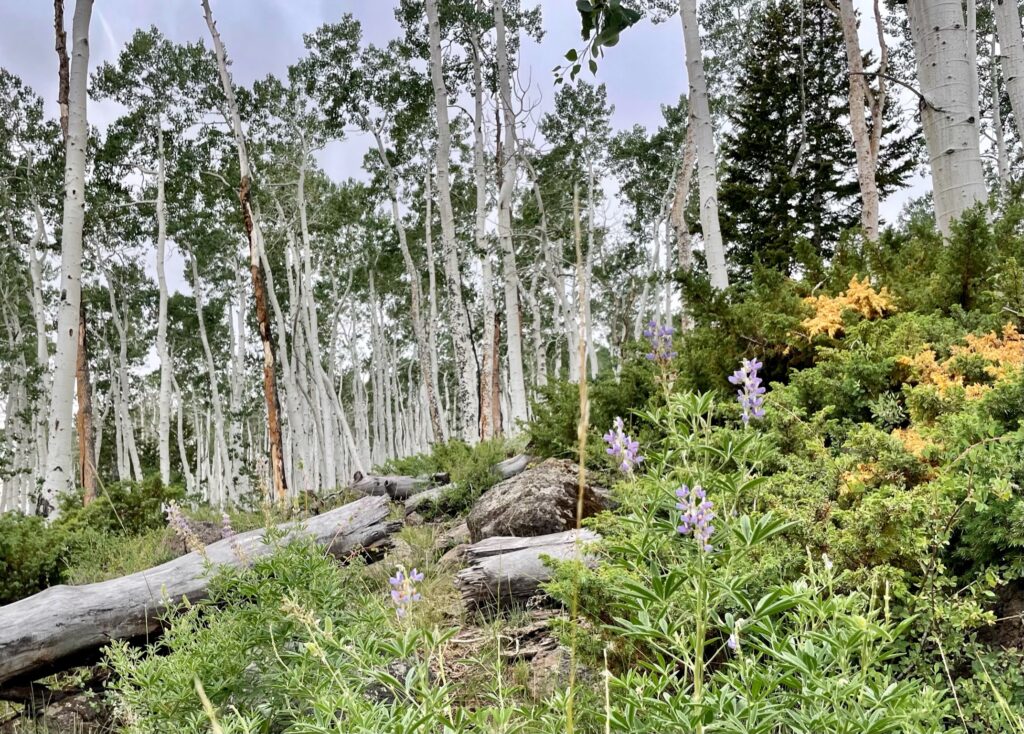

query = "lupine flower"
220;512;235;539
728;357;767;424
389;567;425;618
727;619;745;651
603;416;643;473
163;500;204;555
822;553;834;572
675;484;716;551
643;320;677;364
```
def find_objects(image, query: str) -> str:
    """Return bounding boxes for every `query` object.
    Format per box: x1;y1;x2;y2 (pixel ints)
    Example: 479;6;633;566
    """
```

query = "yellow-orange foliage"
802;276;894;338
899;323;1024;400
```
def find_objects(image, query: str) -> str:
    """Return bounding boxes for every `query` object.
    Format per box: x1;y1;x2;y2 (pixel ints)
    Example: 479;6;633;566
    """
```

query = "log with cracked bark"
349;470;451;500
454;529;600;612
0;495;400;688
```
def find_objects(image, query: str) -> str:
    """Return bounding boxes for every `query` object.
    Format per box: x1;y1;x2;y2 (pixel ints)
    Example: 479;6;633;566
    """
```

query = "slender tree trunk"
202;0;288;502
40;0;93;516
906;0;987;236
171;372;196;495
155;123;172;486
369;126;444;444
494;1;529;428
191;256;232;503
27;200;50;481
992;30;1011;193
423;170;446;439
678;0;729;290
835;0;880;241
426;0;480;444
994;0;1024;138
76;304;96;502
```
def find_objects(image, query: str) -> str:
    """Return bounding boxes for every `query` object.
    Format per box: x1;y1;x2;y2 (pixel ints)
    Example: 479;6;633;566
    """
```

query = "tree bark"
76;303;96;503
835;0;881;241
678;0;729;290
994;0;1024;139
426;0;480;444
0;495;399;688
454;529;599;612
155;123;172;486
40;0;92;516
906;0;988;236
202;0;288;502
494;1;529;428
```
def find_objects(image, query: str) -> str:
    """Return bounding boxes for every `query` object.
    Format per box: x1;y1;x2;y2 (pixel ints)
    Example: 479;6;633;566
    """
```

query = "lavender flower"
643;320;677;364
163;500;204;555
220;512;235;539
389;567;425;618
728;357;767;424
727;619;745;652
675;484;716;552
603;416;643;473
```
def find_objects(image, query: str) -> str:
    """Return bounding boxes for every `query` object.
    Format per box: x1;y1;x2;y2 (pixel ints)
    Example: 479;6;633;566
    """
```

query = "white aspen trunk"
93;392;109;474
906;0;988;236
40;0;92;515
368;126;445;444
229;270;250;499
836;0;880;241
670;122;696;274
494;1;529;428
523;157;579;380
27;199;50;481
468;27;499;441
191;256;232;502
155;122;172;486
994;0;1024;137
104;276;143;483
527;269;547;388
171;372;195;494
426;0;480;443
678;0;729;290
992;30;1011;193
422;170;446;439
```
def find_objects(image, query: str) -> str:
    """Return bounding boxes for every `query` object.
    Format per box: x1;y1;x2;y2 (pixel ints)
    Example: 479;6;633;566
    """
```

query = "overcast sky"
1;0;921;232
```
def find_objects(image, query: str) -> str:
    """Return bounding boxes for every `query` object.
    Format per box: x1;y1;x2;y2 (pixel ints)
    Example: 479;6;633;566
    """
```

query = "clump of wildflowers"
603;416;643;473
728;357;767;424
675;484;715;551
643;320;677;364
163;500;205;555
389;567;425;618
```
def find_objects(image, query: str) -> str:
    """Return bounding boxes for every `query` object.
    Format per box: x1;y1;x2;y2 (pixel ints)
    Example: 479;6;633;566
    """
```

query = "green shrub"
56;473;185;536
0;513;65;605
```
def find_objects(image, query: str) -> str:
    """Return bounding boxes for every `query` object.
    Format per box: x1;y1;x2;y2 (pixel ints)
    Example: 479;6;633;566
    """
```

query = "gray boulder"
466;458;606;543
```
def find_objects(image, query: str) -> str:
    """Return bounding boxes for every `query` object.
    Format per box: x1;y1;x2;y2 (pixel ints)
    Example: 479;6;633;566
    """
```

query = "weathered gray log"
495;453;533;479
350;471;450;500
0;495;400;688
455;529;600;612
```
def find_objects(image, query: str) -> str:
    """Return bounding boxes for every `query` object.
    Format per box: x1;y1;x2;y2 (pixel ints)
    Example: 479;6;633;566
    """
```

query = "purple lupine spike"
603;416;643;474
389;566;424;618
220;512;235;539
675;484;716;552
727;357;767;425
644;320;677;364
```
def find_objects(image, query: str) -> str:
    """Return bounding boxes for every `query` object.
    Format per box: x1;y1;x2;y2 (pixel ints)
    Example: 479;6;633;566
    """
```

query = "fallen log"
494;453;533;479
349;471;450;500
454;529;600;612
0;495;400;688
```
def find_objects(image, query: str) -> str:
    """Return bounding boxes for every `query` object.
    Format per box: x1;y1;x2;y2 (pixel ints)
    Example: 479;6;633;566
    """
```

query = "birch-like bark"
992;30;1011;193
835;0;880;241
191;256;232;504
105;275;143;483
494;1;529;428
994;0;1024;138
76;304;96;502
423;169;446;439
201;0;288;502
40;0;92;515
171;372;196;494
906;0;987;236
468;28;499;440
678;0;729;290
426;0;480;443
369;126;444;443
27;199;50;480
155;123;172;486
